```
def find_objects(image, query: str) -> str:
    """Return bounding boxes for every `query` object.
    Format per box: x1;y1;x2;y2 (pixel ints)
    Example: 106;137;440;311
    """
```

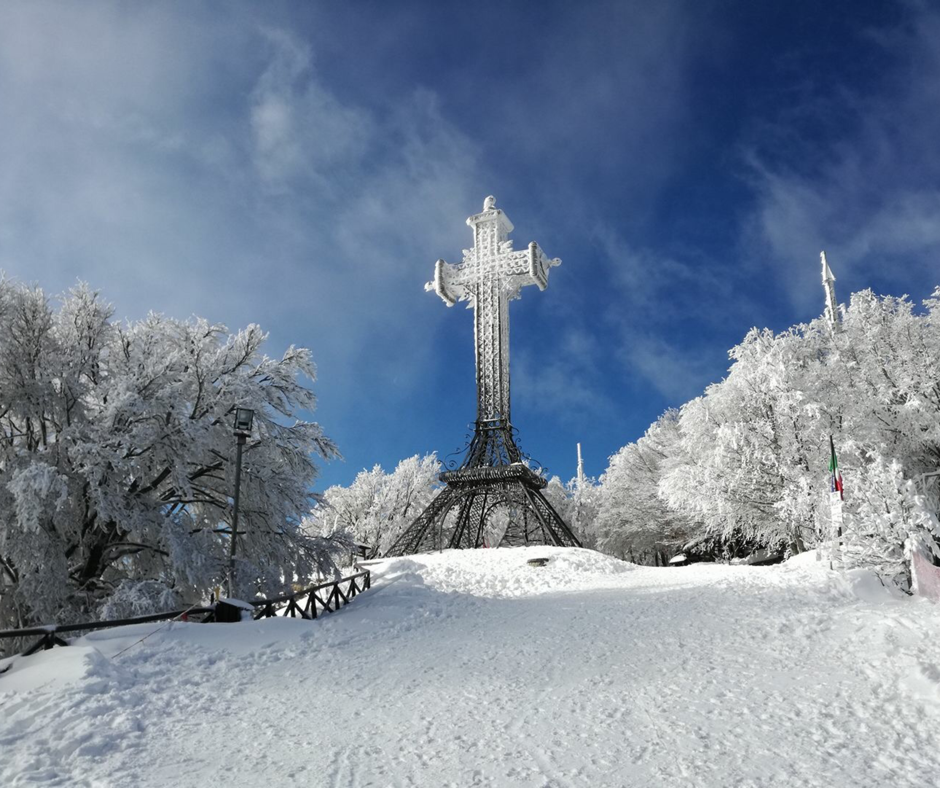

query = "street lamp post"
227;407;254;599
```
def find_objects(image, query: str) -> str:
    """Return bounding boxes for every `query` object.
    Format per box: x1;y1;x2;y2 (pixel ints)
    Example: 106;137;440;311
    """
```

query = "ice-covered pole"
821;251;841;332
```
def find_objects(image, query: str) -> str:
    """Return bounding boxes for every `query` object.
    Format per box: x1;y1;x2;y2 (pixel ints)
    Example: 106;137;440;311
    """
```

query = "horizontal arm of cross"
426;258;465;306
515;242;561;291
425;243;561;306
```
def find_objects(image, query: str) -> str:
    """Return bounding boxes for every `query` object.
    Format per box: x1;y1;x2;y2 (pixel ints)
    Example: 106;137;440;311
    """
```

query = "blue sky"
1;1;939;490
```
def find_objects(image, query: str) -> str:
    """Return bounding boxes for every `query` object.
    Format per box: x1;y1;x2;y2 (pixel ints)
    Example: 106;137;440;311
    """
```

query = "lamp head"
233;407;255;436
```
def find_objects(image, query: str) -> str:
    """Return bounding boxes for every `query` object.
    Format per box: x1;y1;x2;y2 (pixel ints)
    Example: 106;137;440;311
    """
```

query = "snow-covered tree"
594;285;940;586
837;456;939;590
0;278;340;632
539;473;600;549
309;453;441;558
595;411;695;564
828;290;940;586
660;326;827;554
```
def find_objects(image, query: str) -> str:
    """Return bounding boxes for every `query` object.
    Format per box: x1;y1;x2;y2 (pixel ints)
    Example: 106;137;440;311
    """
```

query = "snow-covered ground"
3;547;940;787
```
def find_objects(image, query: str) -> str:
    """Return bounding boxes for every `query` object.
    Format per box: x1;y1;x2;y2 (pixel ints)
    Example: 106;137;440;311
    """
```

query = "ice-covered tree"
0;278;340;631
661;326;827;554
309;453;441;558
596;411;695;564
595;285;940;586
539;473;601;549
838;455;939;590
828;290;940;586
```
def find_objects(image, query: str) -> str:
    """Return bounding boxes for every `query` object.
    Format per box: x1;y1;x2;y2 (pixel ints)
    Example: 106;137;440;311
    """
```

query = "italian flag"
829;435;844;500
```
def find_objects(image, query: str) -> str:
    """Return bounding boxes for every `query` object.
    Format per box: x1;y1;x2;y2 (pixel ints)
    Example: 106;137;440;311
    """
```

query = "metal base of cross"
384;421;581;557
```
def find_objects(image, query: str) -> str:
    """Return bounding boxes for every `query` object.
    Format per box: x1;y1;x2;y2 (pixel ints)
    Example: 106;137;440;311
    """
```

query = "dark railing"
0;607;216;660
251;569;371;620
0;569;371;663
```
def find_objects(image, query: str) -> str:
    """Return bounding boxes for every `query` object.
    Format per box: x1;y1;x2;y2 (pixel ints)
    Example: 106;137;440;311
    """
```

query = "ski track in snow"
3;548;940;787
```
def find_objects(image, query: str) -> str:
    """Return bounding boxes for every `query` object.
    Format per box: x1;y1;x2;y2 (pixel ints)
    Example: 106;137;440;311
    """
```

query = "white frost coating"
428;259;456;306
821;250;841;331
7;463;67;535
426;196;561;423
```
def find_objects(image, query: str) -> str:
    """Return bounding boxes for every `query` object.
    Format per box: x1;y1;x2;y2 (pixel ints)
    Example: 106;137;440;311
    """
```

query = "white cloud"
741;5;940;312
0;4;481;407
248;29;373;190
514;326;617;427
625;336;723;403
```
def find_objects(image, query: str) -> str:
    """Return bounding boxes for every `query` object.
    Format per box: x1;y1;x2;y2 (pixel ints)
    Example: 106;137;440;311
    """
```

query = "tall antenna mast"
821;251;841;332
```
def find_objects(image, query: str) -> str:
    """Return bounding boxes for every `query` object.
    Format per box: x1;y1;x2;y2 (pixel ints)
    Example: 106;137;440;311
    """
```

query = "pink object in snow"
912;550;940;602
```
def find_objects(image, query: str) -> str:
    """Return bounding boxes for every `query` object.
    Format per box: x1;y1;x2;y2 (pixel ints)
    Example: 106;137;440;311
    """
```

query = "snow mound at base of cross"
375;546;635;599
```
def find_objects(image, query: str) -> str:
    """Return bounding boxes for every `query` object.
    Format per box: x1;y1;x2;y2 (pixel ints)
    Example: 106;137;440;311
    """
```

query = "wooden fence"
252;570;371;620
0;569;371;662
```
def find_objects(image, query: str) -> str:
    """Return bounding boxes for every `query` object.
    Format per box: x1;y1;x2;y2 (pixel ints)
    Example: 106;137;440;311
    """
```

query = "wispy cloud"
0;4;480;391
581;223;738;400
514;326;618;428
249;29;374;191
741;4;940;312
625;335;723;403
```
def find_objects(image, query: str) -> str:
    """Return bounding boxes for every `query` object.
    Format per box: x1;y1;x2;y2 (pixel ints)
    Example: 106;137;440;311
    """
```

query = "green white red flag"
829;435;844;500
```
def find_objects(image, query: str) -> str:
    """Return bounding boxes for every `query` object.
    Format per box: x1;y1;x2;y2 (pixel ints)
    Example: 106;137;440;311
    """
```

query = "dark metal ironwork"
386;449;580;556
386;410;580;556
444;425;478;471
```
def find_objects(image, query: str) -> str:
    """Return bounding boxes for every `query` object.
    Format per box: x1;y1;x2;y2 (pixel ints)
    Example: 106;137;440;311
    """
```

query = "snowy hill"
3;547;940;787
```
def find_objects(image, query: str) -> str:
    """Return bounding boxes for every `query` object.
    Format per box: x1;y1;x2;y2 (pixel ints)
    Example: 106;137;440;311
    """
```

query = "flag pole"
828;434;845;569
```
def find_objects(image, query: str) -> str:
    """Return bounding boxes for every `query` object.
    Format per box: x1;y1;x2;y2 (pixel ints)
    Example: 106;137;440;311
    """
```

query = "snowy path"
3;548;940;787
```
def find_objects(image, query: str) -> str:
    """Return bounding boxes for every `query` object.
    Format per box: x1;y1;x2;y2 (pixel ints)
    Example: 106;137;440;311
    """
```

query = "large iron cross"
427;196;560;425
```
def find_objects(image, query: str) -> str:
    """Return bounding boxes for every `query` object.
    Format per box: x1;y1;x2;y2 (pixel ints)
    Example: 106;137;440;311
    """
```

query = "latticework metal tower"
385;197;581;557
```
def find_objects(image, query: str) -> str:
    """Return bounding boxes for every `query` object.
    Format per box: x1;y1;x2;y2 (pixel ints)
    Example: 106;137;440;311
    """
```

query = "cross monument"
386;197;581;555
428;194;559;426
